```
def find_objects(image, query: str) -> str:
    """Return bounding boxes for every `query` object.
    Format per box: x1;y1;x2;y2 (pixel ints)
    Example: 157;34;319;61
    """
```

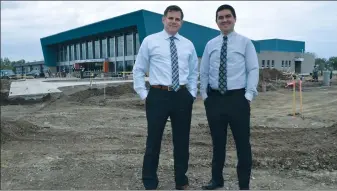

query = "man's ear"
162;16;165;24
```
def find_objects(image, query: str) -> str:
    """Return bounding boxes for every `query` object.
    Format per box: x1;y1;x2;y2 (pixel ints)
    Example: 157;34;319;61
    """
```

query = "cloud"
1;1;337;62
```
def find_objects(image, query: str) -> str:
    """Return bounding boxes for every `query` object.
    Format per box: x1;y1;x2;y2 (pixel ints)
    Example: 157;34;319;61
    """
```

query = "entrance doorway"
295;61;301;73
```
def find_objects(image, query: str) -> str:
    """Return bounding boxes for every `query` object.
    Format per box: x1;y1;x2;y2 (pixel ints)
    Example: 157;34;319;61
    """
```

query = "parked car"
0;69;16;79
26;70;41;78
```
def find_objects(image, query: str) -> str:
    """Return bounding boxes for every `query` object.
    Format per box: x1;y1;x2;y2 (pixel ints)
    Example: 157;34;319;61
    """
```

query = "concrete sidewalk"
9;78;134;97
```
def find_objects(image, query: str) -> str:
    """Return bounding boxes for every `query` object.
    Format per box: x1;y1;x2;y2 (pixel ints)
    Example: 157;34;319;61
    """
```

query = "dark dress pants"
204;88;252;190
142;87;194;189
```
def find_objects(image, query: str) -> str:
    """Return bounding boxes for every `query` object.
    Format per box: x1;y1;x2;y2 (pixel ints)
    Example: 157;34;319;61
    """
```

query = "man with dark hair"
133;5;198;190
200;4;259;190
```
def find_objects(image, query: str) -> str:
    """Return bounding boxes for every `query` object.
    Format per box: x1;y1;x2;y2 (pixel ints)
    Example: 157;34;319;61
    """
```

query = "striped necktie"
219;36;228;94
170;36;179;91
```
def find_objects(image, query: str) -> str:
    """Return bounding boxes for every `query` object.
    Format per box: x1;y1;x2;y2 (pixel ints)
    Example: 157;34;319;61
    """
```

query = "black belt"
208;88;245;95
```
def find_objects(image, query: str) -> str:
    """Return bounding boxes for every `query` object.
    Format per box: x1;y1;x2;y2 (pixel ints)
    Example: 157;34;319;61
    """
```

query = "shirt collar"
162;29;181;41
220;30;236;39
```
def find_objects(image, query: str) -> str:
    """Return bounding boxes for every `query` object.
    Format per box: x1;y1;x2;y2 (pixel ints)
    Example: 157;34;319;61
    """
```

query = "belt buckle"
167;86;173;91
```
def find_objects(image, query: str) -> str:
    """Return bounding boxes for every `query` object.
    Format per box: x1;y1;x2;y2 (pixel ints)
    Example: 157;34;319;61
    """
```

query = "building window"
125;33;133;56
88;41;93;59
117;35;124;57
135;32;140;55
102;38;107;58
125;60;134;72
285;61;288;67
81;43;86;60
76;43;81;60
267;60;270;68
109;37;115;57
116;61;124;72
289;60;291;67
70;45;75;61
271;60;274;68
94;40;100;59
109;62;115;73
262;60;265;68
282;60;284;68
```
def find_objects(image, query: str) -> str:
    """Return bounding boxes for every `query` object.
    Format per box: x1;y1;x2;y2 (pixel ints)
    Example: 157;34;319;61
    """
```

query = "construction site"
1;68;337;190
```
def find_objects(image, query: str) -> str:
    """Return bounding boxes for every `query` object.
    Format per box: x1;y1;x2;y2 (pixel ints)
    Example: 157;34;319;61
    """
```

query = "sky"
1;1;337;62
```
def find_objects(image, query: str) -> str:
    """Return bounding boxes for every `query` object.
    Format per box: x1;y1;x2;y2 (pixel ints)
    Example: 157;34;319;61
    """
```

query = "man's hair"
164;5;184;20
216;4;236;21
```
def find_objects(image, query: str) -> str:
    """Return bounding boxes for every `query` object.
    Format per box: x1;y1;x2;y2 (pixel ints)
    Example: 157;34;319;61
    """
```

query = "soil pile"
1;117;44;144
259;68;291;81
0;79;12;105
68;83;136;102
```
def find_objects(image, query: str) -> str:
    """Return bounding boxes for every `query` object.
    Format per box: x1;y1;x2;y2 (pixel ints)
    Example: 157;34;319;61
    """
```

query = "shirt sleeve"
187;43;199;98
244;40;259;102
200;42;210;100
132;37;150;100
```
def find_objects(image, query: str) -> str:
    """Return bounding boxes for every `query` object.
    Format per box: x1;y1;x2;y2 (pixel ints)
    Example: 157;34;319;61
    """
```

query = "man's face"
162;11;183;35
216;9;236;34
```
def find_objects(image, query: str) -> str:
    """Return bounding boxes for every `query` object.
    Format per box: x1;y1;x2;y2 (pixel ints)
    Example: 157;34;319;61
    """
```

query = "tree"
328;57;337;70
315;58;327;74
0;57;13;70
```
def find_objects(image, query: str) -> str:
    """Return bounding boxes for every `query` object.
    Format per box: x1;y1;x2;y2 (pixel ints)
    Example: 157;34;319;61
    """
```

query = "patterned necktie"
170;36;179;91
219;36;228;94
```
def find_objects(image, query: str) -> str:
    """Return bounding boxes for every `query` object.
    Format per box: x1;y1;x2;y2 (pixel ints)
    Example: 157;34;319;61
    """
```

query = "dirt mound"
1;117;44;144
0;79;12;105
260;68;291;81
68;83;136;102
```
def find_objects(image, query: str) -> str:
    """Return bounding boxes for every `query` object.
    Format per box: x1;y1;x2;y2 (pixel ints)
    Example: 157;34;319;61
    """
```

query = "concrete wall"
257;51;314;74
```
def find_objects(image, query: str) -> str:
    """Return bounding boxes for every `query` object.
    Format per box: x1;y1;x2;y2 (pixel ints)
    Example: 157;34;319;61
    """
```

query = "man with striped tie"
132;5;199;190
199;4;259;190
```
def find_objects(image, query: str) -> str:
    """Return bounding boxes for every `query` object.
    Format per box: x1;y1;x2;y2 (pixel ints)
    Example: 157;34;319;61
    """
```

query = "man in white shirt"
200;4;259;190
132;5;199;190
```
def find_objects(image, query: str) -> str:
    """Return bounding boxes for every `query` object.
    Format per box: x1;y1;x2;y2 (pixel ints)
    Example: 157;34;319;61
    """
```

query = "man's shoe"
201;180;224;190
176;184;189;190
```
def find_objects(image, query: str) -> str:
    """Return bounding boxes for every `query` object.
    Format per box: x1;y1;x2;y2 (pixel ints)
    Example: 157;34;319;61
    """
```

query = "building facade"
12;61;46;74
255;39;314;74
40;9;219;74
40;9;314;75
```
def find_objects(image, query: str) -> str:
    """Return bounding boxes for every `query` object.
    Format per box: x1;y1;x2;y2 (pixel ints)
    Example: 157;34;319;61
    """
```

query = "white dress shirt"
200;31;259;102
133;29;199;100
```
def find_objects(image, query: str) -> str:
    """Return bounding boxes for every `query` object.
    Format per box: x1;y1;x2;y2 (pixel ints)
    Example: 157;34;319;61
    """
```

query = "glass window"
76;43;81;60
63;46;67;62
285;61;288;67
282;60;284;67
271;60;274;68
94;40;100;59
126;34;133;56
116;61;124;72
262;60;265;68
109;37;115;57
125;60;134;72
117;36;124;57
81;43;86;60
70;45;75;61
289;61;291;67
109;62;115;73
135;32;140;55
267;60;270;68
88;41;93;59
102;39;107;58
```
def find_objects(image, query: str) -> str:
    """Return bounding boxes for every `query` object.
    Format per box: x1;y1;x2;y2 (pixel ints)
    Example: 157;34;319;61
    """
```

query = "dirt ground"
1;79;337;190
